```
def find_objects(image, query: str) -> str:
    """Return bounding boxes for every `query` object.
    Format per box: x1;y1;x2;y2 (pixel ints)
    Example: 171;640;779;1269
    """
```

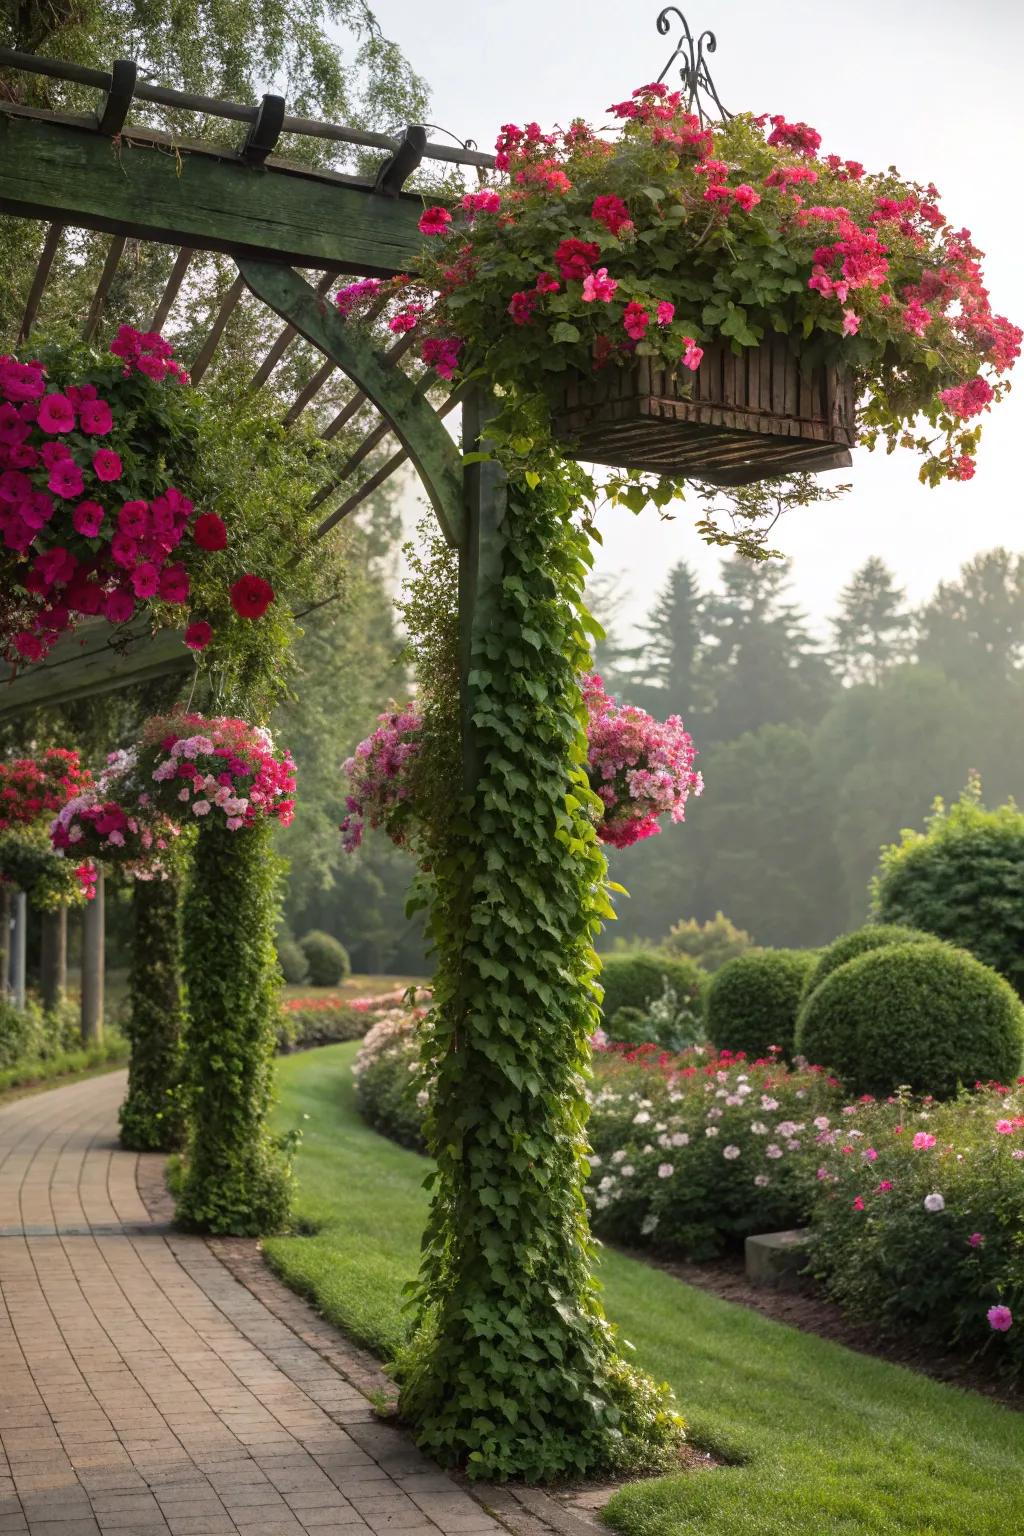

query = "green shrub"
704;949;817;1060
119;871;186;1153
276;937;309;986
0;997;41;1068
351;1007;428;1151
795;940;1024;1097
599;950;704;1022
809;1087;1024;1385
872;779;1024;995
663;910;754;972
299;929;351;987
802;923;934;1000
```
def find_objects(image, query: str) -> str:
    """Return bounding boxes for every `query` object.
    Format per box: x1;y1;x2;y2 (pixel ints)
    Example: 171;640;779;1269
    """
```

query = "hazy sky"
360;0;1024;636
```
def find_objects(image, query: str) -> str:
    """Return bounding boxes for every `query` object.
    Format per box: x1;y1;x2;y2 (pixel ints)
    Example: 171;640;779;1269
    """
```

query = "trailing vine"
119;866;187;1152
396;474;683;1481
175;818;292;1235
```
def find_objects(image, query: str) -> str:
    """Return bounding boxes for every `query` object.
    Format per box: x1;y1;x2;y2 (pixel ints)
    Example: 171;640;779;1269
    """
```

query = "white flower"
642;1144;654;1155
923;1192;945;1213
611;1150;627;1165
723;1145;741;1161
634;1110;651;1126
590;1027;608;1049
621;1164;635;1177
765;1144;783;1159
657;1163;674;1179
754;1174;770;1188
598;1175;615;1193
707;1107;723;1121
657;1133;673;1150
670;1131;690;1148
750;1121;768;1136
191;799;211;817
761;1096;779;1111
725;1095;744;1107
776;1121;798;1138
786;1139;801;1151
813;1116;831;1131
641;1213;659;1236
589;1154;602;1168
705;1126;719;1138
595;1195;609;1210
736;1082;752;1096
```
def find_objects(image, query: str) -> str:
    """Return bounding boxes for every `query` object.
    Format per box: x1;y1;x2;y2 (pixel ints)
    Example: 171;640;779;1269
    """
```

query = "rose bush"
809;1084;1024;1383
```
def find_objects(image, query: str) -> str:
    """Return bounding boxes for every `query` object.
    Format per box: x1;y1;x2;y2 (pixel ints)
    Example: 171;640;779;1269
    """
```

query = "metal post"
11;892;26;1009
40;903;67;1013
81;867;105;1043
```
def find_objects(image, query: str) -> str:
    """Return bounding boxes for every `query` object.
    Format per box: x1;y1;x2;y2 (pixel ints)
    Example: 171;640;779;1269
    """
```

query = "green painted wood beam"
0;108;427;274
0;621;192;722
238;259;465;548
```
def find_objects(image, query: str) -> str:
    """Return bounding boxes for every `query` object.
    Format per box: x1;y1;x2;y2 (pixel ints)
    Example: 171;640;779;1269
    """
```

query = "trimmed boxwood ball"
276;937;309;986
299;929;351;987
599;950;704;1022
794;940;1024;1097
801;923;934;1000
704;949;817;1060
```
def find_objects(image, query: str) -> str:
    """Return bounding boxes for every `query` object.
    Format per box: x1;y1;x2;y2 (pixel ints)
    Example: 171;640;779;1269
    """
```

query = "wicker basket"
550;338;856;486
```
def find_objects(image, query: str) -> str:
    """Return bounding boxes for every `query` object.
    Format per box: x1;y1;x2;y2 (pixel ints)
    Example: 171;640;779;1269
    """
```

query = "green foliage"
873;779;1024;996
299;929;351;987
399;477;682;1481
795;941;1024;1097
0;995;43;1067
119;870;186;1153
809;1089;1024;1385
600;949;705;1020
276;937;310;986
705;949;817;1060
801;923;934;1000
664;911;755;972
175;821;293;1234
0;1032;129;1096
0;823;88;911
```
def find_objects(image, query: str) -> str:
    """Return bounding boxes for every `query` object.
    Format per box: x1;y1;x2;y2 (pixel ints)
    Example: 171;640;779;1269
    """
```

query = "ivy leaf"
550;321;581;345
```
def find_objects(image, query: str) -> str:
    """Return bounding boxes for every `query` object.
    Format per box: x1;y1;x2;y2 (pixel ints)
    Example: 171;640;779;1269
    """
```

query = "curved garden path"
0;1071;523;1536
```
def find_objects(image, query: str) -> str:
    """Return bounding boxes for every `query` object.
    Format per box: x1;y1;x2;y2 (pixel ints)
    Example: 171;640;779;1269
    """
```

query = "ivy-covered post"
119;869;186;1152
398;391;680;1481
175;819;291;1235
39;903;67;1012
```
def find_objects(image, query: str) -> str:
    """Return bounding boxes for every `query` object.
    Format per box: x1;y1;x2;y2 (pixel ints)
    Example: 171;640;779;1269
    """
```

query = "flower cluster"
49;747;180;878
809;1083;1024;1380
138;712;296;830
0;748;90;830
337;84;1019;485
339;705;424;852
0;332;277;665
582;672;702;847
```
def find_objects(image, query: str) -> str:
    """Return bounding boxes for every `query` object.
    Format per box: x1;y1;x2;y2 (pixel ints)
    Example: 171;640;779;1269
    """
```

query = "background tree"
917;548;1024;686
629;560;704;718
830;557;914;685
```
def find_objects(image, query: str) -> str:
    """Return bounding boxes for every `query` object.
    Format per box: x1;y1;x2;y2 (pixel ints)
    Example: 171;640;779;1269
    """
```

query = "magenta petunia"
37;392;75;434
48;459;84;499
78;398;113;435
92;448;122;482
71;500;105;538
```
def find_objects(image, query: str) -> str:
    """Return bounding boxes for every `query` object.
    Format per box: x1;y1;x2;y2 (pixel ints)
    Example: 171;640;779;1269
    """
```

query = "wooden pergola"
0;47;490;717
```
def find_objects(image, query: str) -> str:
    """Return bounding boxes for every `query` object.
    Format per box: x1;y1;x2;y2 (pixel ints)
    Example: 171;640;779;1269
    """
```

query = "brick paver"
0;1073;508;1536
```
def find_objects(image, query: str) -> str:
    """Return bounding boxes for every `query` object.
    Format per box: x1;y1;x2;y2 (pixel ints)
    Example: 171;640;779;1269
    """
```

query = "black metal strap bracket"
96;58;137;136
242;93;286;164
373;125;426;197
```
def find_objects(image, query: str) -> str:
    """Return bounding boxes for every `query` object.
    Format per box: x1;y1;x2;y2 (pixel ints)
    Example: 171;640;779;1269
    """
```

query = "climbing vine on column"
396;475;683;1481
120;868;187;1152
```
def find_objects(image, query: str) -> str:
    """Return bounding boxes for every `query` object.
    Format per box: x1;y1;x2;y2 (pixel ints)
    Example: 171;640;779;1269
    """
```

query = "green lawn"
267;1044;1024;1536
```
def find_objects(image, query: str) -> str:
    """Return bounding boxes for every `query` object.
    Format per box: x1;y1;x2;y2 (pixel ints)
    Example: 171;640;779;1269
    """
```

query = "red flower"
553;238;601;282
184;621;213;651
230;574;275;619
418;206;452;237
92;448;122;482
193;512;228;550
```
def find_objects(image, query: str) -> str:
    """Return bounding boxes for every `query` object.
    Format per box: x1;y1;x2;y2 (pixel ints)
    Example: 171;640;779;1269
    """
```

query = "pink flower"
118;500;149;537
389;305;425;335
461;190;501;216
876;1180;893;1193
842;309;860;335
902;300;931;336
953;455;976;481
535;271;560;294
968;1232;984;1248
158;563;190;604
78;398;113;435
581;268;618;303
71;500;104;537
184;621;213;652
37;393;75;433
656;301;675;326
420;336;462;379
48;459;84;499
334;278;381;317
682;337;704;370
130;562;161;598
553;238;601;282
507;290;538;326
418;206;451;237
591;194;632;236
939;377;994;420
623;302;650;340
732;183;761;212
987;1305;1013;1333
995;1119;1015;1134
852;1196;865;1211
912;1132;936;1150
104;588;135;624
92;448;122;482
862;1147;878;1161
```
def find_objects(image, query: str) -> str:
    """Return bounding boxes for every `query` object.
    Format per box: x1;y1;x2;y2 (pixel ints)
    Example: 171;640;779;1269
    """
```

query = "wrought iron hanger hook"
655;7;732;126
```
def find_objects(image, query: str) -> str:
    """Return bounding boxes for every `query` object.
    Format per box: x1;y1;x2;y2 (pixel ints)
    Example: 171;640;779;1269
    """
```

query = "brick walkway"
0;1071;510;1536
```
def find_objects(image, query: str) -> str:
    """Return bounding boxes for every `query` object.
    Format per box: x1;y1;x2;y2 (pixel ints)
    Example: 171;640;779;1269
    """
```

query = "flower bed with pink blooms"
809;1084;1024;1383
334;89;1019;489
278;985;430;1051
340;677;700;854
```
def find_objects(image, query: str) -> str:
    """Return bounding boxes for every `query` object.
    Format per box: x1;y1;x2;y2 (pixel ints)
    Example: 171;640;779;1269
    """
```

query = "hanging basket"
550;339;857;486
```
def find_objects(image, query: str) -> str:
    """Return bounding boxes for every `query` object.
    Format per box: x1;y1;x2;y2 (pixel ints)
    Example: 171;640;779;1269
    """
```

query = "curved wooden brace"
237;259;464;548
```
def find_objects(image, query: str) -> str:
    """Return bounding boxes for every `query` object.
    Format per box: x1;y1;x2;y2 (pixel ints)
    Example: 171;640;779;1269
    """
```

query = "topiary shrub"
119;870;186;1153
599;950;704;1022
663;911;754;972
794;940;1024;1097
801;923;935;1000
299;929;351;987
0;996;41;1068
872;779;1024;996
704;949;817;1060
276;937;309;986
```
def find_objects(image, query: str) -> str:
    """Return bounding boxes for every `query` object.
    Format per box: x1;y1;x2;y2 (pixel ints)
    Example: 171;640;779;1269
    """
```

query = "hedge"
704;949;818;1060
